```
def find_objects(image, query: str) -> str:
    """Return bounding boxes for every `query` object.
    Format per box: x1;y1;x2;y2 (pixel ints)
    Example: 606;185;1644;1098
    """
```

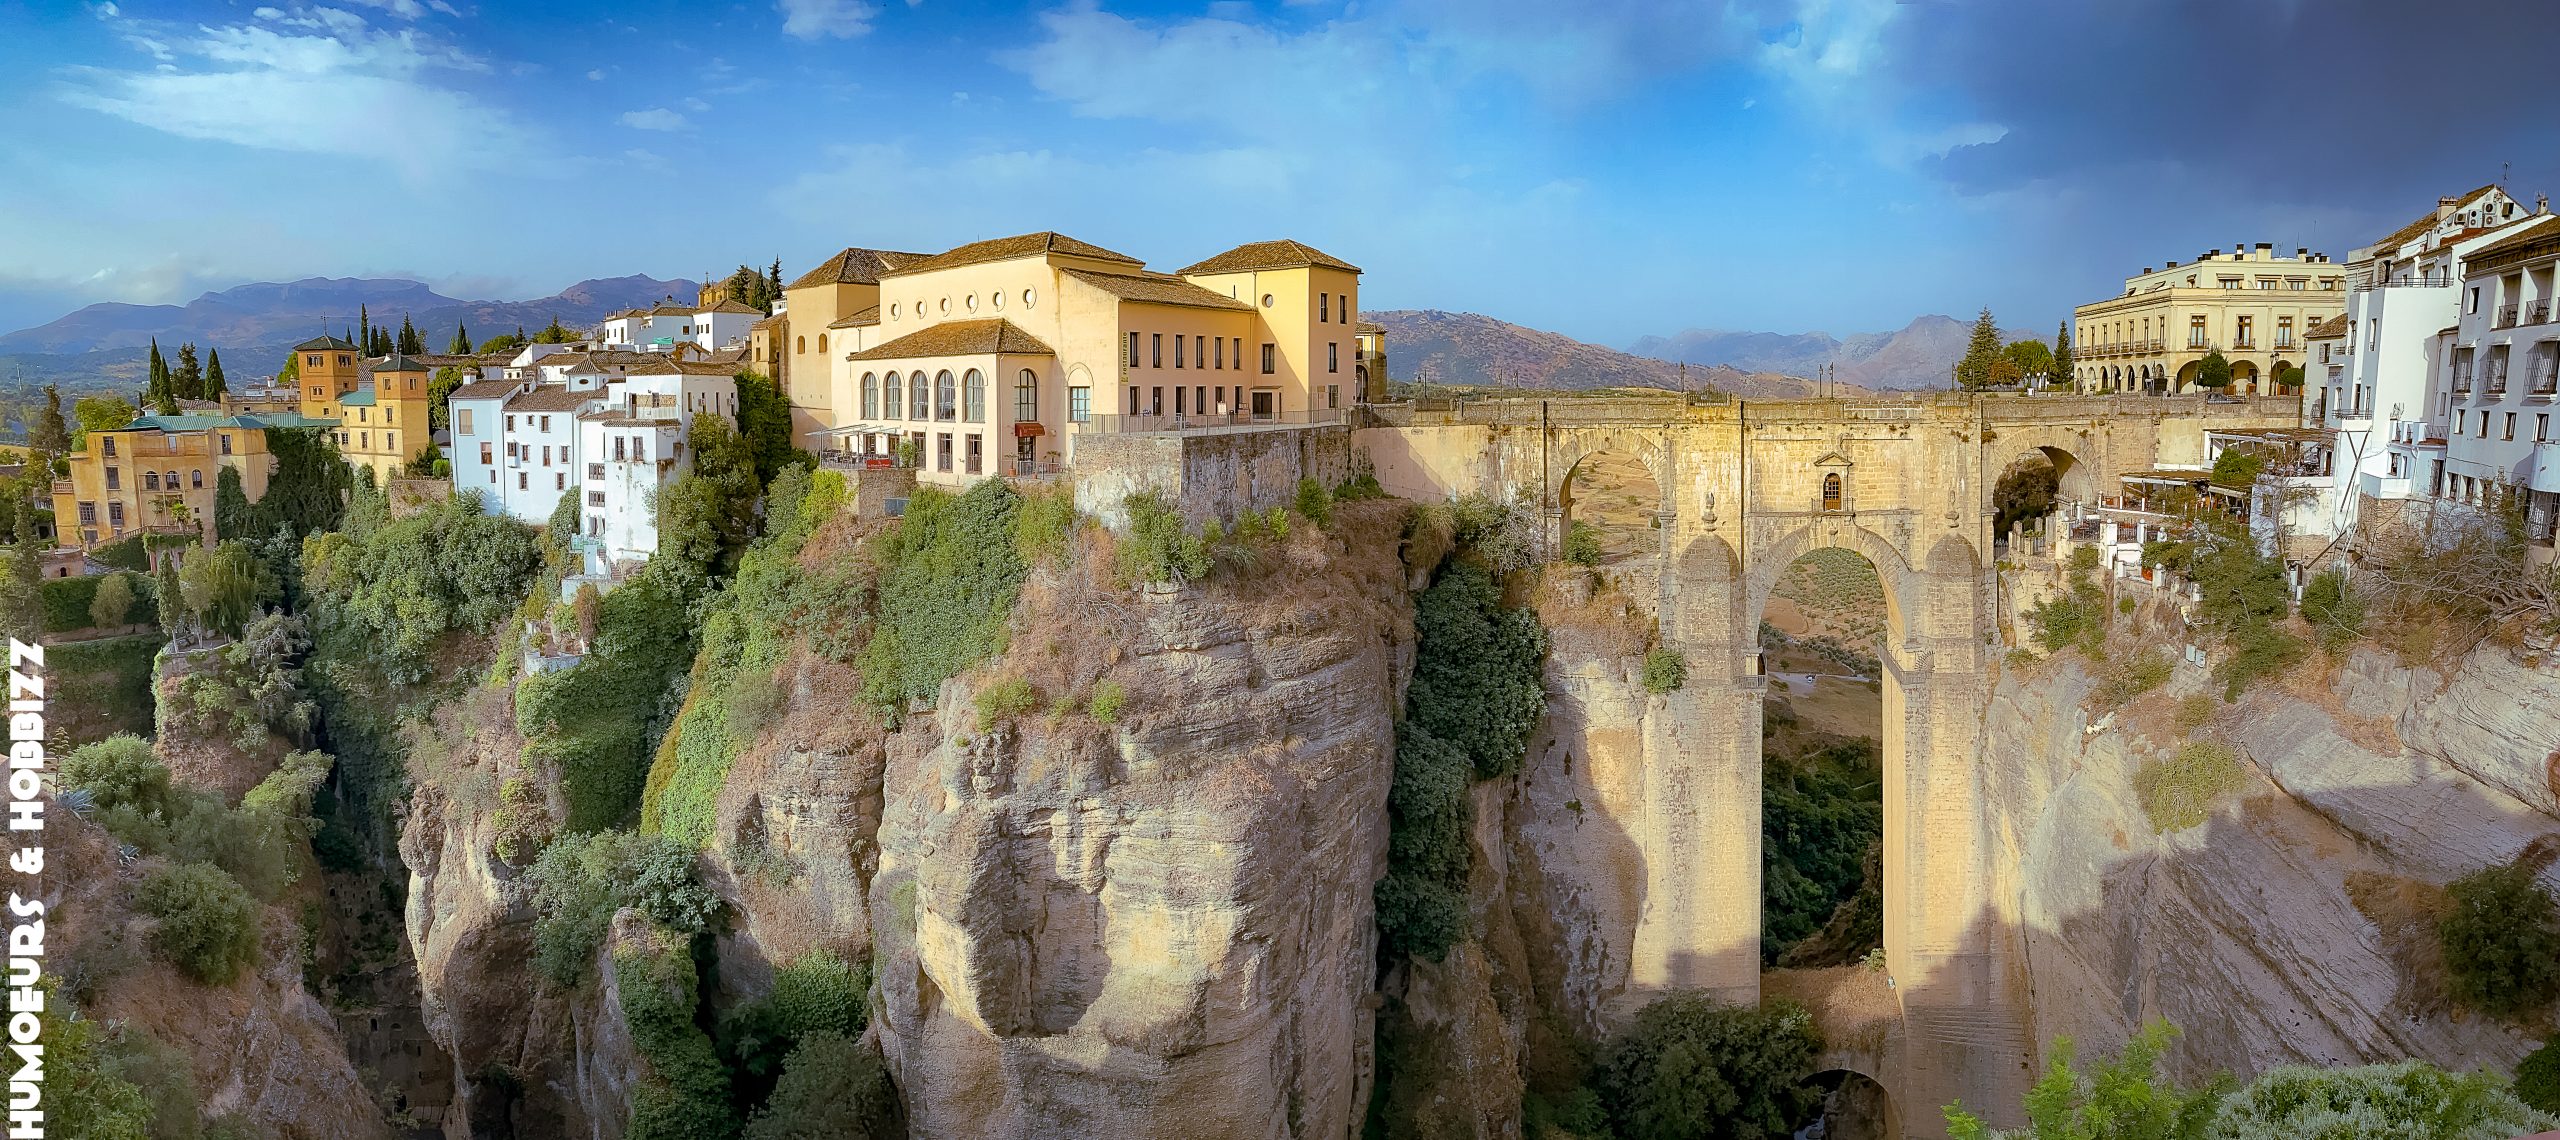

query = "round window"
889;303;899;318
914;298;925;316
965;294;978;312
992;291;1005;311
1261;293;1275;307
939;297;950;314
1023;288;1036;308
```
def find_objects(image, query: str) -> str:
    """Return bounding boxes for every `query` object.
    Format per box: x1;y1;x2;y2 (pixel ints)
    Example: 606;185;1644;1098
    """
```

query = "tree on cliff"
1955;308;2017;389
1946;1021;2225;1140
2053;321;2074;388
1595;992;1824;1140
2192;351;2233;395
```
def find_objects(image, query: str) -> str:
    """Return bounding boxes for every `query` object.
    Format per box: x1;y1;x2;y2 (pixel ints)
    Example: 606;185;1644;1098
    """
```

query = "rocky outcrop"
868;531;1411;1140
1982;647;2560;1083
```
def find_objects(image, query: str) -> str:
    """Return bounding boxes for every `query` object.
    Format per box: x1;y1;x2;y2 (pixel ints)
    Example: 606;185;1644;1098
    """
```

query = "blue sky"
5;0;2558;347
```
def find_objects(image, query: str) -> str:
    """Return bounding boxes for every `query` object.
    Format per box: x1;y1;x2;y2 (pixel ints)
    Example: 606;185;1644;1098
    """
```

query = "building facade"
800;232;1366;490
598;299;764;353
334;353;438;485
49;412;325;548
2433;212;2560;553
2072;244;2348;394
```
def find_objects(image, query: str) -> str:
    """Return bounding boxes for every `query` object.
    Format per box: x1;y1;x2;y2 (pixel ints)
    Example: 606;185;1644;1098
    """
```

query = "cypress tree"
145;339;177;413
29;386;68;466
359;304;370;352
2053;321;2074;391
397;314;422;356
448;324;473;355
174;343;203;401
204;349;228;398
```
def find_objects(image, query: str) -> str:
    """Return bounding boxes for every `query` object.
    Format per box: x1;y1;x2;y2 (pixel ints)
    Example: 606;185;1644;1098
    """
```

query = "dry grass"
1768;548;1888;648
1533;567;1652;663
2273;656;2406;755
2345;870;2456;1020
1761;965;1900;1056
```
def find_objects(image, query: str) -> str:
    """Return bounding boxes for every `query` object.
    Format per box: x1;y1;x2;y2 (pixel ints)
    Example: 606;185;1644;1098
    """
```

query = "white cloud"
619;108;688;131
55;7;533;178
587;68;605;80
680;96;709;112
777;0;879;39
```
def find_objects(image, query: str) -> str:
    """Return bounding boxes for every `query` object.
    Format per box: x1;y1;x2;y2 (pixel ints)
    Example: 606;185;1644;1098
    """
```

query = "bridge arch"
1557;442;1670;562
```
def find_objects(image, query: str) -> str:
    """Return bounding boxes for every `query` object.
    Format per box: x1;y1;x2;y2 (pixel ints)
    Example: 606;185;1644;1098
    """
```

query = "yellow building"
778;246;929;441
292;334;365;419
333;353;439;484
2072;243;2349;395
50;413;318;549
800;232;1366;487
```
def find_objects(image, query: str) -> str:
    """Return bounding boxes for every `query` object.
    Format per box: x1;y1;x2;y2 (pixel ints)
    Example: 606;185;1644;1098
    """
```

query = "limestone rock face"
1982;651;2560;1082
869;553;1409;1140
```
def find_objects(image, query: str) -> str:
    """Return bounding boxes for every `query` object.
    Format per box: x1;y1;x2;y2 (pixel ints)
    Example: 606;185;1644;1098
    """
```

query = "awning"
1013;422;1046;438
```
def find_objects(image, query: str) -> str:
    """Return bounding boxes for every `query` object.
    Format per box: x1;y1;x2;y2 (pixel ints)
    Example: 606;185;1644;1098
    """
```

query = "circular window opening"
939;297;950;314
965;294;978;312
1023;288;1036;308
1261;293;1275;307
992;291;1005;310
889;303;899;318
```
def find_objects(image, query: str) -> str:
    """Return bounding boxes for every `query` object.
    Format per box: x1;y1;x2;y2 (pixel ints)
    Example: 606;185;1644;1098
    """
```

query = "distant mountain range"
1369;310;1826;399
1627;315;2037;392
0;274;698;390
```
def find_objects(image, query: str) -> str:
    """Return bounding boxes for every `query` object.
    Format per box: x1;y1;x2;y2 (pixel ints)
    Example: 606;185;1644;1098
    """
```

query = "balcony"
2356;272;2457;291
2533;442;2560;495
2531;366;2559;397
2534;301;2553;325
2359;470;2415;499
1082;407;1346;436
2498;304;2521;329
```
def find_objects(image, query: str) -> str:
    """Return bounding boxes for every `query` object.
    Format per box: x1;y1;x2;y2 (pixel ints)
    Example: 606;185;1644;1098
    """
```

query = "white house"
572;361;739;570
2432;205;2560;559
447;376;533;517
2307;185;2540;541
598;299;763;354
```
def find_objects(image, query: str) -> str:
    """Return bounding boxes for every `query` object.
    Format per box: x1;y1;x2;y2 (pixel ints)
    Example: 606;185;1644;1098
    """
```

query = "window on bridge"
1759;547;1884;976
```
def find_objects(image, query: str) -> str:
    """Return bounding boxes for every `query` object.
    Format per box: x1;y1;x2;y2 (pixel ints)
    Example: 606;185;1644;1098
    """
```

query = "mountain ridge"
1368;309;1825;398
1628;315;2039;391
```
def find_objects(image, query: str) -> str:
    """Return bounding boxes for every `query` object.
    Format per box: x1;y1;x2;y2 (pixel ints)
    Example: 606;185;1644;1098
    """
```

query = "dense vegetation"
2435;857;2560;1018
1591;994;1824;1140
1944;1020;2558;1140
858;478;1033;714
1761;737;1882;965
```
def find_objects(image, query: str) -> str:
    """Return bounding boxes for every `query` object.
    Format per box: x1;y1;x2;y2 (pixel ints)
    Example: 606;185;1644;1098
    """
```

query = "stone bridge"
1353;391;2301;1137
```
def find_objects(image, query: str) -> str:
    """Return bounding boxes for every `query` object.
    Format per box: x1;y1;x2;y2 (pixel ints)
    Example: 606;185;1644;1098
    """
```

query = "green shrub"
1335;471;1386;501
2299;568;2367;653
615;929;735;1140
1087;679;1126;724
519;570;695;832
1118;490;1209;585
1946;1020;2224;1140
135;863;261;985
1377;726;1474;961
96;1026;198;1140
974;676;1038;731
860;481;1028;712
1294;476;1334;528
1593;992;1823;1140
1561;521;1604;567
2133;741;2247;833
2171;694;2219;734
2213;622;2304;701
300;488;543;683
1641;647;1686;694
62;734;172;813
1762;740;1882;965
721;950;870;1102
1405;561;1548;779
2093;648;2172;710
51;633;166;741
743;1032;898;1140
2517;1036;2560;1115
2207;1060;2556;1139
1012;483;1079;568
2437;861;2560;1019
527;832;722;986
2117;595;2137;615
44;1013;153;1140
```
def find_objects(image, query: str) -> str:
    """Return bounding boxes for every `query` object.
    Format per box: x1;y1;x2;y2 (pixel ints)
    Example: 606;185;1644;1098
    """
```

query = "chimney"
2296;247;2308;258
2167;259;2180;268
2207;249;2221;258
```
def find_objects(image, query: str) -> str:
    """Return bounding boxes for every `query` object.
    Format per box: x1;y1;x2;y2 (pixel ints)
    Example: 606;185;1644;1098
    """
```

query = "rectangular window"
1328;342;1339;372
1175;386;1186;416
1194;336;1205;370
2457;410;2468;435
1327;384;1340;409
1069;386;1090;423
77;502;95;525
1150;386;1163;416
1194;385;1205;416
1128;332;1140;367
588;491;605;507
518;472;528;490
2505;412;2517;440
108;502;124;526
1232;338;1242;369
541;445;551;465
1175;334;1185;369
556;473;566;490
1321;292;1330;322
219;434;233;456
540;415;551;432
1261;343;1276;374
506;415;515;432
937;432;953;473
1214;337;1224;369
2539;414;2549;442
1127;386;1138;415
965;434;982;475
480;442;493;464
614;437;627;461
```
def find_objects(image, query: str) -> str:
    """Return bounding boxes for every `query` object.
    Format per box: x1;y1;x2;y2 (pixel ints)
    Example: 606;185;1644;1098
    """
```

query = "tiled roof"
883;232;1142;278
750;315;784;331
788;246;929;289
409;353;482;368
2373;184;2503;251
1176;239;1361;276
1060;268;1253;311
699;299;764;315
2462;214;2560;271
649;301;695;316
2305;314;2349;339
829;306;882;329
451;379;525;400
845;318;1055;361
507;387;599;413
292;334;360;351
1356;320;1386;335
129;412;339;431
605;308;650;321
623;359;742;376
340;388;376;407
368;353;430;373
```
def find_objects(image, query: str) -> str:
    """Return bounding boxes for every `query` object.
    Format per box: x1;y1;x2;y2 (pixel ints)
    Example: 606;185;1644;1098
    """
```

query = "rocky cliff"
1982;644;2560;1081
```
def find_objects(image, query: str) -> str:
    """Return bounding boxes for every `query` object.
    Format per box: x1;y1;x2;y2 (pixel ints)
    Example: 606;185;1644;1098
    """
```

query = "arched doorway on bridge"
1991;445;2087;557
1759;547;1886;973
1558;449;1665;563
1797;1070;1898;1140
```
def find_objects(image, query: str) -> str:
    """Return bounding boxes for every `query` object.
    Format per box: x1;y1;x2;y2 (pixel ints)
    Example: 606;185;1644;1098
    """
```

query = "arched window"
795;335;805;353
817;333;828;354
191;470;203;489
962;369;985;423
883;372;903;420
1015;369;1037;423
861;372;879;419
910;371;929;420
1821;472;1843;512
935;369;957;421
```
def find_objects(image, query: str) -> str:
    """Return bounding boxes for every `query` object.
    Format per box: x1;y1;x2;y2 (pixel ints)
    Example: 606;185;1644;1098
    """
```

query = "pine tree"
448;324;473;355
2053;321;2074;391
174;342;203;401
156;553;185;642
767;259;783;308
535;315;572;344
204;349;227;398
397;314;423;356
1954;307;2007;390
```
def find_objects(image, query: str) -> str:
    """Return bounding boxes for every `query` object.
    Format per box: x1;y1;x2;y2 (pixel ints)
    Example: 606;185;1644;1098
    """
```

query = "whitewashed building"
572;361;739;570
2431;205;2560;558
598;299;763;354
